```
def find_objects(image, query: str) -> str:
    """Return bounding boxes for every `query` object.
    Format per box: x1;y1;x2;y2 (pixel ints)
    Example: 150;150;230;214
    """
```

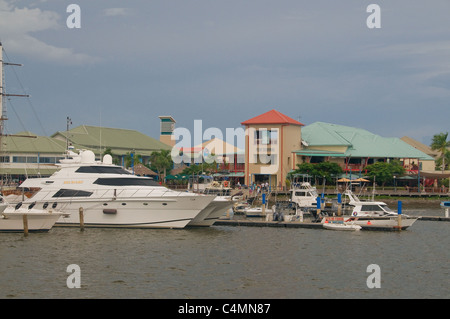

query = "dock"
214;216;450;229
214;219;323;229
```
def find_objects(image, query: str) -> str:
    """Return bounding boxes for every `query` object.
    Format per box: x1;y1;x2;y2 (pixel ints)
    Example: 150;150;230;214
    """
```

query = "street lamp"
394;176;397;193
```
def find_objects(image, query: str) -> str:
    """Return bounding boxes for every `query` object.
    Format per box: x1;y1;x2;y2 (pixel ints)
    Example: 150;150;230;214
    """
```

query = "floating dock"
214;216;450;229
214;219;323;229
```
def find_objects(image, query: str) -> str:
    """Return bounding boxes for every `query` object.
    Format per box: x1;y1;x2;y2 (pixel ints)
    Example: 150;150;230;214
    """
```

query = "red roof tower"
241;109;304;126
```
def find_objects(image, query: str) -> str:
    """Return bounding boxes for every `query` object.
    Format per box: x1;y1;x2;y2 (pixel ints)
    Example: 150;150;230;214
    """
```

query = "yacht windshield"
93;177;161;186
76;166;132;175
53;189;93;198
360;205;385;212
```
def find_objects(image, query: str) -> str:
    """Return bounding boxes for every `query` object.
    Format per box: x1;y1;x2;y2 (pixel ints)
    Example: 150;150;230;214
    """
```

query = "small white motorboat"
322;217;361;231
245;206;273;217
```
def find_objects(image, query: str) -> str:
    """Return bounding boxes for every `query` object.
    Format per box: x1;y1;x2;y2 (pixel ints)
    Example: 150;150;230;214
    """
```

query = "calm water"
0;207;448;299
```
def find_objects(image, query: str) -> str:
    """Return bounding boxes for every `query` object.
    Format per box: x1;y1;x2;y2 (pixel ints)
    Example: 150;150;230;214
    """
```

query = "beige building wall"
244;124;301;188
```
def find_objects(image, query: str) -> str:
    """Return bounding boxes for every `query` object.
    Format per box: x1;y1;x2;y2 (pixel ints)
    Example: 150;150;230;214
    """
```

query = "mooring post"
397;201;402;230
337;193;342;216
79;207;85;231
316;196;321;217
22;214;28;237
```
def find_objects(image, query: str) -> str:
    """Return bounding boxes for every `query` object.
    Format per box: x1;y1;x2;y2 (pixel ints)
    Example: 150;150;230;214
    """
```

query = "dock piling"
397;201;402;230
22;214;28;237
79;207;85;231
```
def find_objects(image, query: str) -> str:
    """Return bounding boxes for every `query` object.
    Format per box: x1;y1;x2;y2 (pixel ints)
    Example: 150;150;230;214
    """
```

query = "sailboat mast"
0;42;4;135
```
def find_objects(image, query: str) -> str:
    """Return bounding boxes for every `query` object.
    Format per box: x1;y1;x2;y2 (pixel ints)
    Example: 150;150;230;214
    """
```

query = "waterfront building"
0;132;67;183
241;110;435;189
241;109;304;188
158;115;176;147
296;122;435;174
52;125;171;167
0;126;171;183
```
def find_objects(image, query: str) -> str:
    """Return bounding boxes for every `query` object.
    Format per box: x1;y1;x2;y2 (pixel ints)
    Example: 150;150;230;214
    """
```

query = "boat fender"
103;208;117;214
15;202;22;210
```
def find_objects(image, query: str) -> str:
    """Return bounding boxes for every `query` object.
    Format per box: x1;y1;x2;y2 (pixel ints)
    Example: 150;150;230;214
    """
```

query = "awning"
293;150;346;157
412;171;450;179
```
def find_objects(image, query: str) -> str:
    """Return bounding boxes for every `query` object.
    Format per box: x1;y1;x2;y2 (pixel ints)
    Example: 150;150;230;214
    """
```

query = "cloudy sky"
0;0;449;146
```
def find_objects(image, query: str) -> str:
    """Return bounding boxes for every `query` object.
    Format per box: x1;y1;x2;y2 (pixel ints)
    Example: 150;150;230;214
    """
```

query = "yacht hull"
1;208;63;232
50;196;214;229
187;199;235;227
345;216;418;230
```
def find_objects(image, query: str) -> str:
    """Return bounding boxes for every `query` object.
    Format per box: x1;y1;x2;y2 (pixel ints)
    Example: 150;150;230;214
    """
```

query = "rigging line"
2;48;48;136
5;98;28;133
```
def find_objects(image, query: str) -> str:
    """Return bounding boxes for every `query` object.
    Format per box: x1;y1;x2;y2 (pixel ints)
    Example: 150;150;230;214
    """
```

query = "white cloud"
0;0;98;64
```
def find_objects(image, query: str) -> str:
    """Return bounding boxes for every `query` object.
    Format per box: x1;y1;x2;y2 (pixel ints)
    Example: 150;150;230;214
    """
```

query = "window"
93;177;161;186
13;156;27;163
52;189;93;198
361;205;384;212
39;157;56;164
255;129;278;145
76;166;132;175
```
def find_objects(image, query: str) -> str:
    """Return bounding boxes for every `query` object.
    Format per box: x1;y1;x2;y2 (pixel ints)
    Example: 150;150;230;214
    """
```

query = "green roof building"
52;125;171;163
0;126;171;183
293;122;435;173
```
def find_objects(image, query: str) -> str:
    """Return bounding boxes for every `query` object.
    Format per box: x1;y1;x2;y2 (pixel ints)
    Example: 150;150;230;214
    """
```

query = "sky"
0;0;449;147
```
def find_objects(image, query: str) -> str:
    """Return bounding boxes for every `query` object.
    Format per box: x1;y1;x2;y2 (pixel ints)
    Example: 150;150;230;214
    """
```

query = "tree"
124;151;141;168
289;162;343;184
365;160;405;187
430;132;450;172
150;149;173;181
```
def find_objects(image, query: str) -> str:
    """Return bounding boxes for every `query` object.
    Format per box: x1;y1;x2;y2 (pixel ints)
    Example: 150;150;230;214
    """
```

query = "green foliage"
124;151;142;168
365;160;405;186
290;161;343;183
150;149;173;180
181;161;218;176
430;132;450;171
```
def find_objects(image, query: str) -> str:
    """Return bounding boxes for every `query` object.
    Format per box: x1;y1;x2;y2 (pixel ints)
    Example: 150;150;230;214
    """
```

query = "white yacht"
343;190;417;230
289;182;318;208
19;150;215;229
188;181;236;227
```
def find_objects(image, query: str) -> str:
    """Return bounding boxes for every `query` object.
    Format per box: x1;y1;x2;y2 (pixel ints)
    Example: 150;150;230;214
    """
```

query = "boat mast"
0;42;32;187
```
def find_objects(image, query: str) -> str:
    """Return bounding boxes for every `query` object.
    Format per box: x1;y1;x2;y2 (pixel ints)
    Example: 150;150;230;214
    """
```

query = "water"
0;208;448;299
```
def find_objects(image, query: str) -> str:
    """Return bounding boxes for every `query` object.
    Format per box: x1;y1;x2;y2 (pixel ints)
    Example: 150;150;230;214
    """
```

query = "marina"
0;21;449;302
0;206;448;299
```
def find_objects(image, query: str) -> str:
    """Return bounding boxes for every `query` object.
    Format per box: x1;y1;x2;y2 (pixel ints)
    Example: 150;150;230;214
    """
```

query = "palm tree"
431;132;450;172
150;149;173;181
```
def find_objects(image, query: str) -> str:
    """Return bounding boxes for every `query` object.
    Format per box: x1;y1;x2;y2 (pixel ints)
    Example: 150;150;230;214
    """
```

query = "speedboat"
342;190;418;230
245;206;273;217
289;182;318;208
0;200;66;232
322;217;361;231
18;150;215;229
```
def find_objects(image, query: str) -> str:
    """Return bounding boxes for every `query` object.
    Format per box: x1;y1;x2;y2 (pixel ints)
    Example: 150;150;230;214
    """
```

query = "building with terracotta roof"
241;109;304;188
241;110;435;189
